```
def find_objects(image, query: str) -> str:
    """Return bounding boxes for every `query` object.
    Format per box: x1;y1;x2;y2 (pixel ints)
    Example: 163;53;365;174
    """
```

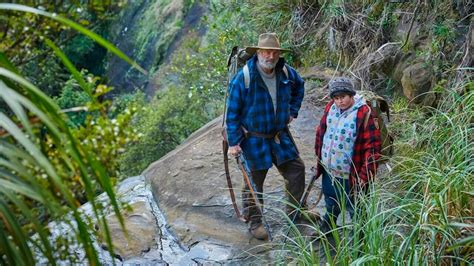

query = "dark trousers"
242;157;305;225
321;169;354;227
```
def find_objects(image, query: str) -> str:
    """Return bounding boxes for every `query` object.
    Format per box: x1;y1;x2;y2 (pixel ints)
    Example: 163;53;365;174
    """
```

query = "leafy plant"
1;1;124;97
0;3;146;264
118;86;209;176
54;72;93;127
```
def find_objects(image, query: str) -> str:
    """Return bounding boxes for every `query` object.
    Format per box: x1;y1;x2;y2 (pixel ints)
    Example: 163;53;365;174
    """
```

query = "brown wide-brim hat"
245;33;291;54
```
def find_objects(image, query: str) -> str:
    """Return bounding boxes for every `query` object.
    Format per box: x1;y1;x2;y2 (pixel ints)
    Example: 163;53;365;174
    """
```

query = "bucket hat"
245;33;291;54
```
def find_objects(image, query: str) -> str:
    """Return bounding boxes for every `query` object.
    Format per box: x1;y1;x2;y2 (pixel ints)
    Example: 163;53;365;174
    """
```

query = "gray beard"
257;54;278;70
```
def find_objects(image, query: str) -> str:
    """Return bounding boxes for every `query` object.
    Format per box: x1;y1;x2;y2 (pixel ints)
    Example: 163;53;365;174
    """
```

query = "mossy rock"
401;62;434;105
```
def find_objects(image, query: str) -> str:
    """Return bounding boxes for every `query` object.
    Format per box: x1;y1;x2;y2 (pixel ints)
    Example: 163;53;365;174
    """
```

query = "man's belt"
242;127;284;144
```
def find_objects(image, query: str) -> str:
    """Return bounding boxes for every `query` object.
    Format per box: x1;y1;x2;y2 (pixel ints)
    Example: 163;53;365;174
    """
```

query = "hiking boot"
249;223;268;240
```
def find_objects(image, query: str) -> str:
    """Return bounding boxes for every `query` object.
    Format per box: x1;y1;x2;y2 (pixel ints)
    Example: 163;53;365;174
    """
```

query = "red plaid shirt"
314;100;382;188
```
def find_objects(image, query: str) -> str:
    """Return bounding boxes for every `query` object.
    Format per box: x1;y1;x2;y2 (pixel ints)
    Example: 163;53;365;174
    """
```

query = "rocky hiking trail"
141;66;337;263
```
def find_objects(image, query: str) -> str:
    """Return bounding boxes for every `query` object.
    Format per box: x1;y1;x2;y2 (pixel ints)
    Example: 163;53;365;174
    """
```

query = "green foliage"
432;19;456;41
1;2;124;97
241;0;309;58
54;74;92;127
118;87;209;176
302;45;339;68
65;35;96;64
429;19;458;72
109;90;147;117
21;53;69;97
387;85;473;263
325;0;345;17
72;100;140;186
0;63;119;265
0;3;146;264
64;34;108;76
53;71;142;190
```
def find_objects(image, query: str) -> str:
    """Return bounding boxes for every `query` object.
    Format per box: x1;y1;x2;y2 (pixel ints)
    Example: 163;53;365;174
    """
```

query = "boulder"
401;62;434;105
368;42;401;76
394;12;422;47
97;201;158;261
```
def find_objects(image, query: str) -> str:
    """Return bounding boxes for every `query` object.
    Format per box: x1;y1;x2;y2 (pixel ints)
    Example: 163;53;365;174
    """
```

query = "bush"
118;86;210;176
0;4;143;264
54;73;92;127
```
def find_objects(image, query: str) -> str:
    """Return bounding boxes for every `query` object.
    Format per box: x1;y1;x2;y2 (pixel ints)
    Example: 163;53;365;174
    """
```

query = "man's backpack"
358;90;394;161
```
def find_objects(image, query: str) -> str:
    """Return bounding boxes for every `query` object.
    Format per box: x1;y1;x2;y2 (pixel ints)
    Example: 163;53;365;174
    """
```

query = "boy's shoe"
249;223;268;240
288;209;321;224
298;210;321;223
311;220;332;238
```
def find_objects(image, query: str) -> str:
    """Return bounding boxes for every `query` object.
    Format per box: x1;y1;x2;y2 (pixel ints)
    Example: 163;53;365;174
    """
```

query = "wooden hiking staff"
299;166;323;210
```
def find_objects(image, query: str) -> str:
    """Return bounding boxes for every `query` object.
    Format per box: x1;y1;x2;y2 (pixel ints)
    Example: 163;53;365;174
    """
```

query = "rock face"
106;0;206;96
98;201;158;261
143;72;332;262
401;62;434;105
39;176;228;264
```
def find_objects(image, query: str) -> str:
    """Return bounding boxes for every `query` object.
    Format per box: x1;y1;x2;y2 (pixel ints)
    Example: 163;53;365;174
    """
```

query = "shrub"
0;3;144;264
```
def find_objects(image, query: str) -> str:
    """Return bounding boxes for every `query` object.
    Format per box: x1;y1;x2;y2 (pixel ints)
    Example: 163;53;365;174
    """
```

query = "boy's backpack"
358;90;394;161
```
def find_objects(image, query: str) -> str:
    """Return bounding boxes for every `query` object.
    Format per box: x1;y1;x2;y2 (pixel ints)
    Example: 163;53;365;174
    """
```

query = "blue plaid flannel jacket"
226;55;305;171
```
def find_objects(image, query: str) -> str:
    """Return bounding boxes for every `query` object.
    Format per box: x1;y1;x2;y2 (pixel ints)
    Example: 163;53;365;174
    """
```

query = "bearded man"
225;33;314;240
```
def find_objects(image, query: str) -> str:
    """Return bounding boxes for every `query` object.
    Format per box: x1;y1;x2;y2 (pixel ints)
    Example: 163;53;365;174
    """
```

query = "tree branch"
401;0;421;50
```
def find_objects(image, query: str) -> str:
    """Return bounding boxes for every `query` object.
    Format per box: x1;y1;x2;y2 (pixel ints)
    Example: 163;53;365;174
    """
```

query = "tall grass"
281;86;473;264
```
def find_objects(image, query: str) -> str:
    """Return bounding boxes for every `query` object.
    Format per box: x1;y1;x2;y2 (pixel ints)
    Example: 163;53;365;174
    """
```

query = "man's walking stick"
236;153;273;241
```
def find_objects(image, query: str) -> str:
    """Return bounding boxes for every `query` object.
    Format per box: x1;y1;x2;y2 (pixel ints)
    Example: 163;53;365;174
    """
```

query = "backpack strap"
282;65;288;79
363;104;372;129
243;64;250;89
363;104;381;130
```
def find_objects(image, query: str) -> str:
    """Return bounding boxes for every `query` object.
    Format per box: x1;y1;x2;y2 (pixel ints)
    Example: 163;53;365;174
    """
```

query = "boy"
314;77;381;233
